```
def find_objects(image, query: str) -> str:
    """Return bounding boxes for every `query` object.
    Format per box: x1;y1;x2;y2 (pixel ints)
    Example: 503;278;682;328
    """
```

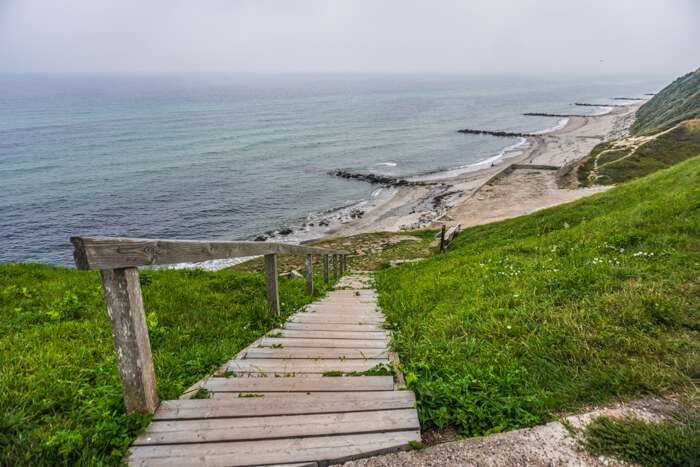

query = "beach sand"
324;102;641;237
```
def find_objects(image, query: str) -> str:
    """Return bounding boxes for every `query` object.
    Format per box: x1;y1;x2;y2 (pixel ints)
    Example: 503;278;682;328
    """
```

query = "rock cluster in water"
331;170;418;186
458;128;533;137
523;112;587;118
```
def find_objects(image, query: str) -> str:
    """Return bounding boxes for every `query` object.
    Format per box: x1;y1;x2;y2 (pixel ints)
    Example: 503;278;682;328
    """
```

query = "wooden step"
133;409;418;445
244;347;388;360
227;359;384;375
204;375;394;393
126;430;420;466
276;330;387;340
283;322;384;332
262;337;387;349
289;316;384;325
154;391;416;419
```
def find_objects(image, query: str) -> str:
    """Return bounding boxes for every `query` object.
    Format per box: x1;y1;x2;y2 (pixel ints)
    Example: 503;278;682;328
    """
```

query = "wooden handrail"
70;236;346;270
70;235;348;415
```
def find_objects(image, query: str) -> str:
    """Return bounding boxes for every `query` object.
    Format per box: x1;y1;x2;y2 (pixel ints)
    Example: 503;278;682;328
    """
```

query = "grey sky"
0;0;698;74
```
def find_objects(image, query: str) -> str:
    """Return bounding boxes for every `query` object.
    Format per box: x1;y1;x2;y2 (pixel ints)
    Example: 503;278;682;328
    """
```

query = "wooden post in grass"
264;254;280;316
323;254;329;284
304;254;313;295
439;225;446;252
100;267;159;414
343;254;348;273
333;254;338;280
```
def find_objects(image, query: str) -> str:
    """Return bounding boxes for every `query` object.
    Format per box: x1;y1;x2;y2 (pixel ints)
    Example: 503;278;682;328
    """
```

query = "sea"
0;73;672;268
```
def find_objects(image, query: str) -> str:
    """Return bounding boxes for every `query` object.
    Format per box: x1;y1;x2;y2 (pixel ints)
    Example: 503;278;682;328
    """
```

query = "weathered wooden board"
289;315;384;324
283;322;384;332
133;409;418;445
227;358;383;374
262;337;387;348
71;236;346;270
244;347;388;360
154;391;416;419
203;375;394;393
126;430;421;466
277;330;388;340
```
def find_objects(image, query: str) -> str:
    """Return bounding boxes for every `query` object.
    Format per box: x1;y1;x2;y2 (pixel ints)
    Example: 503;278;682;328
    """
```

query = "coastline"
323;102;643;238
177;101;642;271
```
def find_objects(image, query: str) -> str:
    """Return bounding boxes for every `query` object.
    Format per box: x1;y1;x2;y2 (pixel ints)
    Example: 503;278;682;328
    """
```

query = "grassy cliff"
376;156;699;436
630;68;700;135
0;266;333;464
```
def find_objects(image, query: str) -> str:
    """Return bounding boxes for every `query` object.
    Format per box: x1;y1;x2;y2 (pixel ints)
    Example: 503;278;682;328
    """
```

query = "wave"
532;118;569;135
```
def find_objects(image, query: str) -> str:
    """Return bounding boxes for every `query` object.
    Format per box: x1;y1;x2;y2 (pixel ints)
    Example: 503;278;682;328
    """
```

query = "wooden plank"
100;268;158;414
71;236;346;270
227;359;385;375
262;337;387;348
264;254;280;316
133;409;418;445
283;322;384;332
278;330;388;340
290;316;384;325
154;391;416;419
244;347;388;360
126;430;421;466
305;254;313;295
204;376;394;393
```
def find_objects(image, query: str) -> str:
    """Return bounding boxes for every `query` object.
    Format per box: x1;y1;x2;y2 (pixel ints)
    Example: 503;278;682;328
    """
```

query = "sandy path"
324;103;641;237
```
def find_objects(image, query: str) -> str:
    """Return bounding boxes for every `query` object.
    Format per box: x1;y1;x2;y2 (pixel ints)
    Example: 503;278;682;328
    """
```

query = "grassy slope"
376;157;699;436
630;68;700;135
0;266;332;465
578;119;700;186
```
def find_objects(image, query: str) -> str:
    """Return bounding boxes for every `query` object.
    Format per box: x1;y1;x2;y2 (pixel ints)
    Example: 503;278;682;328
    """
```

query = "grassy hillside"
579;119;700;186
0;266;332;465
630;68;700;135
376;157;699;436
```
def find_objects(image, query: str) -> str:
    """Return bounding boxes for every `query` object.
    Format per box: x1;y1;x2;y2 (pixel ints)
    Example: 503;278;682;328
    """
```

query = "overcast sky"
0;0;698;74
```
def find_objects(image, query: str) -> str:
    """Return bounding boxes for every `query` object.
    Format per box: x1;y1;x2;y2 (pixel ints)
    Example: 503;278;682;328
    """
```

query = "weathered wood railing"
70;236;348;414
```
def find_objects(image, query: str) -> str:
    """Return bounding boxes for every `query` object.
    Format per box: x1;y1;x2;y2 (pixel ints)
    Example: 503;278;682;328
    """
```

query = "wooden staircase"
125;273;421;466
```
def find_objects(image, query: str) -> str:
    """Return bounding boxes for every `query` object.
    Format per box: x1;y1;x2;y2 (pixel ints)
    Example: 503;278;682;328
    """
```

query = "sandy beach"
324;102;642;237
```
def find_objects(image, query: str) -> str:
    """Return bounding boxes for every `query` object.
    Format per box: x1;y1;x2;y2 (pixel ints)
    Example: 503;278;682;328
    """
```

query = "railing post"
323;254;329;284
343;254;348;273
333;254;338;280
264;254;280;316
99;267;158;414
304;254;313;295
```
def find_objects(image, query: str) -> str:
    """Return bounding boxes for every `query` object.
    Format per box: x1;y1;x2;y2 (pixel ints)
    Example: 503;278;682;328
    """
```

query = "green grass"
376;156;700;436
583;413;700;466
578;119;700;186
0;265;333;465
231;230;439;273
630;69;700;135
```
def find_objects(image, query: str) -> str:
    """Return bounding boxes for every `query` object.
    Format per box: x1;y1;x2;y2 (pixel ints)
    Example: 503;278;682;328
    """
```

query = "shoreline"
175;101;642;271
324;101;643;238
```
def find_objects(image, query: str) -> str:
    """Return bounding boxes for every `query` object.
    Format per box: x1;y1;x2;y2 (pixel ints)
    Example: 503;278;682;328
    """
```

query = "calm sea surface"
0;73;671;266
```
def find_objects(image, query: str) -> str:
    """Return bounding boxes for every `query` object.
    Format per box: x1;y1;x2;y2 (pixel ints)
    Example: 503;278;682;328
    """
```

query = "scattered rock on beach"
253;235;267;241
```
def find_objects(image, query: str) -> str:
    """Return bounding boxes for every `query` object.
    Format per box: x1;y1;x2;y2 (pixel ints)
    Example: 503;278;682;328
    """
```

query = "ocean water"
0;73;671;267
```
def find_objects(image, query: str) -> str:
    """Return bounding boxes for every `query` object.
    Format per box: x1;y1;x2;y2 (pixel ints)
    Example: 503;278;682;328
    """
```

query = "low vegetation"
231;230;439;274
583;412;700;466
630;68;700;135
376;157;699;436
578;118;700;186
0;265;332;464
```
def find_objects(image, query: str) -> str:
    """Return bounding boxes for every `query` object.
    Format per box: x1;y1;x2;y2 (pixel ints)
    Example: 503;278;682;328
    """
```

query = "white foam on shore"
374;162;397;167
590;106;613;116
532;118;569;134
170;186;399;272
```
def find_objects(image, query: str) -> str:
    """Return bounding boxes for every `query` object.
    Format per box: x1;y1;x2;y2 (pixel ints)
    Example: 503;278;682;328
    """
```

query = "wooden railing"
70;236;348;414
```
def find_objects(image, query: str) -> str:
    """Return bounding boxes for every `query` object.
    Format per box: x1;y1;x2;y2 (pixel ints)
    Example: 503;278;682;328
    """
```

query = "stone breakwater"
331;170;428;187
457;128;534;137
523;112;588;118
575;102;625;107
